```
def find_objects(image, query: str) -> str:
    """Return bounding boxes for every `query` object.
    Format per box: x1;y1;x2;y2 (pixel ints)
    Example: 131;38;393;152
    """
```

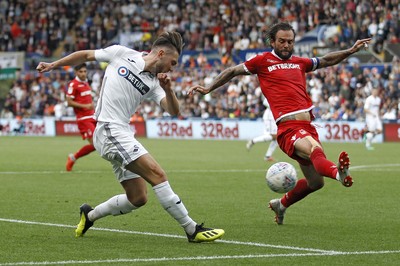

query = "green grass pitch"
0;136;399;265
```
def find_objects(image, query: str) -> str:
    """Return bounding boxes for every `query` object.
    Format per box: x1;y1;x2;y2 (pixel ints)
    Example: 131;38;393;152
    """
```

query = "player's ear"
158;49;165;58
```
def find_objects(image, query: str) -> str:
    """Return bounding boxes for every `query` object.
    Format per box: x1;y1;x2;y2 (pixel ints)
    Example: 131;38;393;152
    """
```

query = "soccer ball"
266;162;297;193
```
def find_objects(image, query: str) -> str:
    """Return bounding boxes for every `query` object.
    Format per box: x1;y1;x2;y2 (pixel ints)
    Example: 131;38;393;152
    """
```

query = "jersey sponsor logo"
80;90;92;96
118;66;150;95
267;63;300;72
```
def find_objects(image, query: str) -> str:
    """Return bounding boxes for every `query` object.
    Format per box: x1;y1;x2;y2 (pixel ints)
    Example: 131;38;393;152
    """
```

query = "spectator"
0;0;399;124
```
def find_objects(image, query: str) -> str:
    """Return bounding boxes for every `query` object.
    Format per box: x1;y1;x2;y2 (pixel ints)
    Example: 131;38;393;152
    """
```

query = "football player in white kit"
246;97;278;161
36;31;224;243
363;88;382;150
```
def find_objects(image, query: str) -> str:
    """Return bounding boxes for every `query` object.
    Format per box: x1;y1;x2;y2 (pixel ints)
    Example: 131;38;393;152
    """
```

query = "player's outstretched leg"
246;140;254;151
186;223;225;243
66;153;76;171
75;203;94;237
269;199;286;225
337;151;353;187
264;156;275;162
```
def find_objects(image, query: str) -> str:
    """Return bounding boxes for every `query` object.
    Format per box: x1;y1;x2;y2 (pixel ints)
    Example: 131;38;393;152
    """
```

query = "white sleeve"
147;83;166;106
94;45;130;62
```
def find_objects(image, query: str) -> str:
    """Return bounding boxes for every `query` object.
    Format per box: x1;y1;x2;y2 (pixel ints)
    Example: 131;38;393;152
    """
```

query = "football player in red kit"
65;63;96;171
188;22;371;225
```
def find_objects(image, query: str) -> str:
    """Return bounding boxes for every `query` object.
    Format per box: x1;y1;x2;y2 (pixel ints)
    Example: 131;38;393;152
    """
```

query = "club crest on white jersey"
118;66;150;95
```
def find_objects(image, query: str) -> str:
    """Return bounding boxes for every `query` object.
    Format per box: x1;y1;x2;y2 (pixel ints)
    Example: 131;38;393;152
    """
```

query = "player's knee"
129;194;148;207
310;143;323;154
156;169;168;181
149;167;168;185
308;179;324;191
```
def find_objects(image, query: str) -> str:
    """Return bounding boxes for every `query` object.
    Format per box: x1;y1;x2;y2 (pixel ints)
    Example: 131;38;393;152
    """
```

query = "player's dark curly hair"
265;22;296;48
152;31;184;55
74;63;87;71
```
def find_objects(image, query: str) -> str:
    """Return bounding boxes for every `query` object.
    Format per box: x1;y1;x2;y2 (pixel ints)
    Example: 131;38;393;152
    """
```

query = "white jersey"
94;45;166;125
262;98;277;134
262;108;274;121
364;95;381;118
364;94;382;132
262;98;274;120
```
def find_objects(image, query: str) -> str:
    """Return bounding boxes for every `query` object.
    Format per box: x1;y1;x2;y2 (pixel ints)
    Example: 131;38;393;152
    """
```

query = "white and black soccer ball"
266;162;297;193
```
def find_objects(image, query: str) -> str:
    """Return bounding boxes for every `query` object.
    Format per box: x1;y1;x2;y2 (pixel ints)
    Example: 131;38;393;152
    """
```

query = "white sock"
153;181;196;235
88;194;138;222
335;172;341;181
265;140;278;158
279;199;286;210
253;133;273;144
366;132;374;147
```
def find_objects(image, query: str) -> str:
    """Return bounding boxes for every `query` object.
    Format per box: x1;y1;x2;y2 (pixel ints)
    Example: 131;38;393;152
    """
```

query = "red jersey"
244;51;319;122
66;77;94;120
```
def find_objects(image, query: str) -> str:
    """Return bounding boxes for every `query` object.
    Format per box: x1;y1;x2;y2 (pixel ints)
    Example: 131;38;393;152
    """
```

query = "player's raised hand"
351;38;372;53
36;62;54;73
157;73;172;91
187;85;210;96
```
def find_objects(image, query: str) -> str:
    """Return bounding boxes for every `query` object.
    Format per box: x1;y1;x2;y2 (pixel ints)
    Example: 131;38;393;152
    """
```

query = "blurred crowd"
0;0;81;56
2;58;399;122
1;0;399;55
0;0;399;122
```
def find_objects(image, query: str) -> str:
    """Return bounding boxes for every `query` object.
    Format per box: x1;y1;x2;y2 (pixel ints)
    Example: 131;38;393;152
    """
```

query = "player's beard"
275;49;293;60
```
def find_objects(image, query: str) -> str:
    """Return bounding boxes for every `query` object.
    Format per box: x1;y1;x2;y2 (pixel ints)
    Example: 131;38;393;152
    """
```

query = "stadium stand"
0;0;399;122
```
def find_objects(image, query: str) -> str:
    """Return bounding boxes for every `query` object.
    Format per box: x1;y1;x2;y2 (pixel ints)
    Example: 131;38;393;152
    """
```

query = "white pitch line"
0;171;105;175
1;218;399;266
350;163;400;169
1;163;400;175
1;251;400;266
0;218;332;253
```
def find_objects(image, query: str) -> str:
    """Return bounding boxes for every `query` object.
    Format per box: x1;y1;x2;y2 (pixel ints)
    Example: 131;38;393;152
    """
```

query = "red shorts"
277;120;321;165
77;118;96;140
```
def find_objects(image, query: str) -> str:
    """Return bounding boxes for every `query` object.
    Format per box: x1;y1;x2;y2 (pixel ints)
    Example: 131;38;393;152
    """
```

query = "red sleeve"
66;80;76;98
244;54;265;74
302;57;319;72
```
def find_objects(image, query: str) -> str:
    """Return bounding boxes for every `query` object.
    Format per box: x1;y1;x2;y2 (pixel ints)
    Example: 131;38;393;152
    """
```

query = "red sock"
281;178;315;207
75;144;95;159
309;147;337;179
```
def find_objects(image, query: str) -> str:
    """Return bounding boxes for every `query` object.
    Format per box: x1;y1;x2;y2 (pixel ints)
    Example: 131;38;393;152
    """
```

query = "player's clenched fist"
36;62;54;73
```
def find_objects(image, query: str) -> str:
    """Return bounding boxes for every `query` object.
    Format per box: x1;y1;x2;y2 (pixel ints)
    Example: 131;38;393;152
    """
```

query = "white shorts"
94;122;148;182
264;118;278;135
263;109;277;135
366;116;382;132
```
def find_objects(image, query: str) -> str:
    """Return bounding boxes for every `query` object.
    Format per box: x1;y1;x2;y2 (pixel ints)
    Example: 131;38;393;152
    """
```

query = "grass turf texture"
0;136;399;265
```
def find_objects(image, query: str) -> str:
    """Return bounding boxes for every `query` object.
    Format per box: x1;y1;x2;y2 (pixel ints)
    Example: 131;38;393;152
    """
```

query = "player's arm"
188;63;249;95
364;108;375;117
158;73;180;116
66;96;94;110
363;100;376;117
317;38;371;69
36;50;96;72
